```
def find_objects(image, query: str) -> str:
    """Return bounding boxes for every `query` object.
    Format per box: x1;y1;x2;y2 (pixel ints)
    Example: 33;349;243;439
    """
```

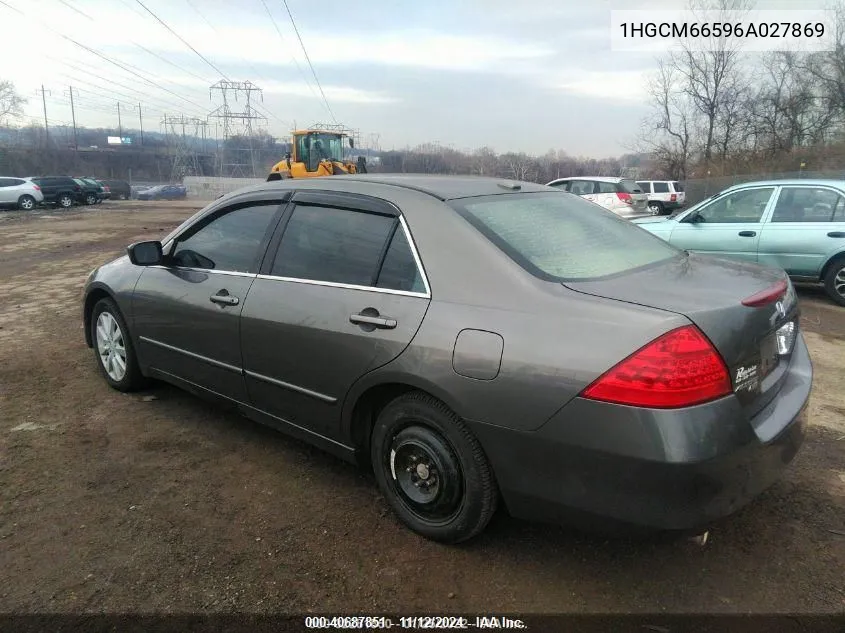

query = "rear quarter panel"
338;189;689;435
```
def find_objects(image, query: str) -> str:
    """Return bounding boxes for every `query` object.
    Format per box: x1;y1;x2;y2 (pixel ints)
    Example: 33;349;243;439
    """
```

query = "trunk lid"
565;253;799;418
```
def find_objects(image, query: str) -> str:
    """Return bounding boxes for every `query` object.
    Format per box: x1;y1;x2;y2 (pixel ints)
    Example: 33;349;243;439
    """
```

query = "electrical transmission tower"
208;80;267;178
161;114;209;181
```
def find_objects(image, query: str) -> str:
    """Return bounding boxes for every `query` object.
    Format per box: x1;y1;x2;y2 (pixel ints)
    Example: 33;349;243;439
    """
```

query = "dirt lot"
0;201;844;615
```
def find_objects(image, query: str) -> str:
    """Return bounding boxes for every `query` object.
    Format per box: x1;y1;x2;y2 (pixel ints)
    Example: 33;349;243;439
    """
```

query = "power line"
258;0;318;100
0;0;208;113
134;0;230;80
59;0;212;84
279;0;337;124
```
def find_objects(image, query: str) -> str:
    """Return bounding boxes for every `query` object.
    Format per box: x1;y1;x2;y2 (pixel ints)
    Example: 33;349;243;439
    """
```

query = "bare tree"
640;60;694;180
670;0;753;163
0;80;26;126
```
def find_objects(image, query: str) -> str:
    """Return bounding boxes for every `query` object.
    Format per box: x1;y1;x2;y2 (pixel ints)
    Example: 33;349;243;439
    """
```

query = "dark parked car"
101;179;131;200
28;176;82;208
82;176;810;542
73;178;102;206
137;184;187;201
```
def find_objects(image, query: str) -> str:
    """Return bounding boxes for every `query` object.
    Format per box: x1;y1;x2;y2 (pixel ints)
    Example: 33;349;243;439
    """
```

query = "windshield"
452;192;681;281
296;133;344;171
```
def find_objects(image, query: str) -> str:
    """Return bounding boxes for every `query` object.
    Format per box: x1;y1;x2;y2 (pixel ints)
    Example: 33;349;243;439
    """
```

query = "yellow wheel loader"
267;129;367;181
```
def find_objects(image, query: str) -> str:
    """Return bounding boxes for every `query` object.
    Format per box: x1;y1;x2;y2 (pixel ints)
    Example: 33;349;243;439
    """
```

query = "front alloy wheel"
90;298;146;391
96;311;127;382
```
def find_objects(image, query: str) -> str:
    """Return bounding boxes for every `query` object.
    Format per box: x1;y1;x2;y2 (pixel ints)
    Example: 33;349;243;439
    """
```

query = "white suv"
0;177;44;210
636;180;686;215
546;177;649;218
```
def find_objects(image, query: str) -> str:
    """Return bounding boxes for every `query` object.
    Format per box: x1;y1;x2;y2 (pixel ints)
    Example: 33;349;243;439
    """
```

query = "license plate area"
760;332;779;378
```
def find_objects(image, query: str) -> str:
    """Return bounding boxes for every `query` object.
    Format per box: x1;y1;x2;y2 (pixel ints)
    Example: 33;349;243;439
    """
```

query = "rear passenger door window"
170;203;281;272
271;205;395;286
652;182;670;194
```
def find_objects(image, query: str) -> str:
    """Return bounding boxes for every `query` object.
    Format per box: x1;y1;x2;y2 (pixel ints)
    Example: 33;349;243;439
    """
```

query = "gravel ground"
0;201;843;615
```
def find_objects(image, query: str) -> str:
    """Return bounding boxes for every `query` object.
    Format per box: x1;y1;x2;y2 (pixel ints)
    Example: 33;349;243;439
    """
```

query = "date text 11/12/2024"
304;615;527;629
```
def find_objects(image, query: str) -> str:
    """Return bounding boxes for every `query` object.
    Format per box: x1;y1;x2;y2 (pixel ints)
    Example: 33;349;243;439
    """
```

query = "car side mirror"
127;240;163;266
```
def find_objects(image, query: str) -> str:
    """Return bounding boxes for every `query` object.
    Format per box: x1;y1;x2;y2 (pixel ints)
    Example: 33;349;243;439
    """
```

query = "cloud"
549;69;652;102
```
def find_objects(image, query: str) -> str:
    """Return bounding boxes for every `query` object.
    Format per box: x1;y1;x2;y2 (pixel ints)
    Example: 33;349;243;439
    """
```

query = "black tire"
18;195;36;210
58;194;74;208
370;391;498;543
648;201;664;215
823;257;845;307
90;298;146;392
84;193;97;205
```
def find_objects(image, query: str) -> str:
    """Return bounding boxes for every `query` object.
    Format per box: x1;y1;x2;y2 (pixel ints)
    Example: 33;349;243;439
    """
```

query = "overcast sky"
0;0;829;157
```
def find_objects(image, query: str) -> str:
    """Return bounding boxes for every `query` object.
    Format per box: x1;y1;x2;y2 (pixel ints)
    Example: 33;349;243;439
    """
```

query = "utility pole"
36;85;50;145
138;102;143;146
116;102;123;137
65;87;78;150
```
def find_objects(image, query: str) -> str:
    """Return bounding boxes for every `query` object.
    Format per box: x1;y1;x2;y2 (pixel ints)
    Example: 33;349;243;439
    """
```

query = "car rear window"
619;179;643;194
672;181;684;192
452;192;680;281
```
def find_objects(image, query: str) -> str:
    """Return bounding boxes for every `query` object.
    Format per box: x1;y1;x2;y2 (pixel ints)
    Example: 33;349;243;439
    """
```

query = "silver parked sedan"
82;175;810;542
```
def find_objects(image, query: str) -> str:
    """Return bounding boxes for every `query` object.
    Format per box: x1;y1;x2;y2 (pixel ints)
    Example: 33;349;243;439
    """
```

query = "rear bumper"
469;333;811;531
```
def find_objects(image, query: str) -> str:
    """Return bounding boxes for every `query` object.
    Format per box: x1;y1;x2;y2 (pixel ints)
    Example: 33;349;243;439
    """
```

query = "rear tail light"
32;185;41;191
741;279;787;307
670;194;677;202
581;325;731;408
616;192;633;204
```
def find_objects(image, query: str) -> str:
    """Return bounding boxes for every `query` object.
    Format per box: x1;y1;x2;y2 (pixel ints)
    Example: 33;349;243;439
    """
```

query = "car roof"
233;174;550;201
548;176;626;183
722;178;845;190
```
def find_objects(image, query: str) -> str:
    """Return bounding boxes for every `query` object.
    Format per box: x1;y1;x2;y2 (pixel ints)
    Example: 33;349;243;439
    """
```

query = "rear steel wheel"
371;392;498;543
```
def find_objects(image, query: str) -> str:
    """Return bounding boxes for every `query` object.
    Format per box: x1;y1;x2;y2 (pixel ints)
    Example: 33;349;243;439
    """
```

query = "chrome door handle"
210;291;239;306
350;313;397;329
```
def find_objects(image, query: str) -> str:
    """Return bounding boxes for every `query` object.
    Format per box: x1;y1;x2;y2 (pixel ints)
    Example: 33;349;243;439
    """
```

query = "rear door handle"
738;231;757;237
828;231;845;238
210;290;239;306
350;313;397;329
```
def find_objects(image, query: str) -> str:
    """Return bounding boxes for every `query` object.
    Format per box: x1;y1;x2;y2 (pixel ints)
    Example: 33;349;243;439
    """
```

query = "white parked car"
636;180;687;215
546;177;649;218
0;177;44;210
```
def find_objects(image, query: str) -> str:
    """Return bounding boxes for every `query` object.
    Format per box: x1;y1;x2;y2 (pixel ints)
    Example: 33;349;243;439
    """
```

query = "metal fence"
684;170;845;205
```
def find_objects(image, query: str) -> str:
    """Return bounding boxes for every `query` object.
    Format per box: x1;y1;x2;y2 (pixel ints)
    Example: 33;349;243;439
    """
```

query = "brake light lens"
582;325;731;408
32;185;41;191
670;193;677;202
741;279;787;307
616;192;633;204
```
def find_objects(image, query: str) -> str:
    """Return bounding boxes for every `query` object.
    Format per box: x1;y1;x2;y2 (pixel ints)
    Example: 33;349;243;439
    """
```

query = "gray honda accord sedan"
82;175;810;542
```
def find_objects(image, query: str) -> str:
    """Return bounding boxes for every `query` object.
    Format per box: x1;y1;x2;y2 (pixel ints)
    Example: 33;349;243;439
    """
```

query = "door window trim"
259;198;431;298
677;185;778;224
766;184;845;224
163;199;287;275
